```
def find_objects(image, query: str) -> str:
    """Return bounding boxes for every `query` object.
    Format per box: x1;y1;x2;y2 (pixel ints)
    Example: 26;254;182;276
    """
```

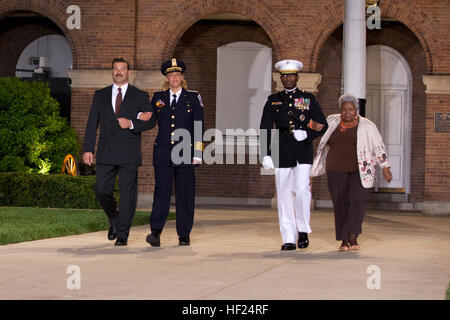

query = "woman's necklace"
339;117;358;132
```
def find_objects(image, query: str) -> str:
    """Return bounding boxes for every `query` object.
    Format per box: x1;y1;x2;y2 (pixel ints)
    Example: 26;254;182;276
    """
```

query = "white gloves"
293;129;307;142
262;156;275;169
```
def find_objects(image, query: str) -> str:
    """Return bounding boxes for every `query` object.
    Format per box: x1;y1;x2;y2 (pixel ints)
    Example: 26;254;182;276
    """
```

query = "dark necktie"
171;94;177;108
115;87;122;117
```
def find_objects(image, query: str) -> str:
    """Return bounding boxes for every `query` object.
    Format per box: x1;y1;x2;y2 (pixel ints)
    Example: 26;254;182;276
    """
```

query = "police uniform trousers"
95;164;138;240
150;165;195;238
274;163;312;244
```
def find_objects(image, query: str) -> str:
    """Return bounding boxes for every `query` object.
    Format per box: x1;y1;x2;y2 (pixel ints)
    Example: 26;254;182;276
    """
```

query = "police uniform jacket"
151;88;204;166
260;89;328;168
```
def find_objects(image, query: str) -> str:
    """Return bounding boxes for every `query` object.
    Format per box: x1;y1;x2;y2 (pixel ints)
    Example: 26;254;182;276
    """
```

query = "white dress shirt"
112;83;128;113
170;88;182;104
112;83;133;129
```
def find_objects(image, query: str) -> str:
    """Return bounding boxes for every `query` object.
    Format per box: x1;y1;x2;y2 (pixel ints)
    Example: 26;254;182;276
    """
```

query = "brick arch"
174;22;274;53
0;0;84;68
153;0;284;65
379;1;434;73
309;1;434;73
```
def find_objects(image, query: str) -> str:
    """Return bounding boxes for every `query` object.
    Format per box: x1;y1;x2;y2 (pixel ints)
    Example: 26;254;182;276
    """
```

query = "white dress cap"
275;59;304;74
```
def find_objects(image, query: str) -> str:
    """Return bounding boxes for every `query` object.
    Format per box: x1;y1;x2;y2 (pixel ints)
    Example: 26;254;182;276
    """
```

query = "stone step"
368;192;409;203
366;201;421;212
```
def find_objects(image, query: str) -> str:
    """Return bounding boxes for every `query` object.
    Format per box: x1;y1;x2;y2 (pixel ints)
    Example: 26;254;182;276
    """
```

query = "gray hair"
338;93;359;114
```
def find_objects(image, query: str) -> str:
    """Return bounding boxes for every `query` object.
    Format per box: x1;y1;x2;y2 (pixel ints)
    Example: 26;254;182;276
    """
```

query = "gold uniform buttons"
171;115;175;119
289;103;292;107
171;132;174;136
171;124;175;127
171;141;175;145
289;120;293;124
289;95;292;99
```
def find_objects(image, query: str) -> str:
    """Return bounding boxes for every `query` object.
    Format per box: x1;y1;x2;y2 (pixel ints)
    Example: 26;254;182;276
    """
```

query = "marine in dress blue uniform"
145;58;204;247
260;59;328;250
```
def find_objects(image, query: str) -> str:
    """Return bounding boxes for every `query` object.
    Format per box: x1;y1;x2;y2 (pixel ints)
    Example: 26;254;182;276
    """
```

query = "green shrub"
0;172;119;209
0;77;80;174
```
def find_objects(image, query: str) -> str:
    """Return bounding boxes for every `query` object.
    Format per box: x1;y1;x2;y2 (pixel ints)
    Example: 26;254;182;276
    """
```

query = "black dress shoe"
179;237;190;246
107;225;117;241
281;243;296;250
114;238;127;246
298;232;309;249
146;232;161;247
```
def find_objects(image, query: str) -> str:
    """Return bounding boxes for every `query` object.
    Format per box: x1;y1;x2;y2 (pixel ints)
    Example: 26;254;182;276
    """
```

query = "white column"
343;0;366;100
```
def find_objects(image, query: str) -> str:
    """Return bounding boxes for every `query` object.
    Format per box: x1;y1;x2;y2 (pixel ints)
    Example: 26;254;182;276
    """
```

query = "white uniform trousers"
274;163;312;244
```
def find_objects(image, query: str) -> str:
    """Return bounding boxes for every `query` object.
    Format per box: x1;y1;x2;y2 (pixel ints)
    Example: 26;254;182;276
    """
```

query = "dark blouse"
326;125;359;172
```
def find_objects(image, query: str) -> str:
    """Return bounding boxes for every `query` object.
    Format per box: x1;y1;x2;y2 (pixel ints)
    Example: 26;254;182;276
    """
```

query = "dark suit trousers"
150;166;195;238
326;171;370;241
95;164;138;240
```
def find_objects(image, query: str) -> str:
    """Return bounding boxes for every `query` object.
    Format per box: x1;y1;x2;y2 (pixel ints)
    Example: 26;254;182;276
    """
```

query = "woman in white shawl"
311;94;392;251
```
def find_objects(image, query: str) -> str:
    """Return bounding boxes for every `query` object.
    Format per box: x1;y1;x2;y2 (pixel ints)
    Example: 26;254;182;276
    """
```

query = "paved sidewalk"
0;207;449;299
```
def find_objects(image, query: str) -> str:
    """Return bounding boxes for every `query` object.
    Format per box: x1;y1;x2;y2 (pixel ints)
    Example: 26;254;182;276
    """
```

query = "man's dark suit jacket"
83;84;156;166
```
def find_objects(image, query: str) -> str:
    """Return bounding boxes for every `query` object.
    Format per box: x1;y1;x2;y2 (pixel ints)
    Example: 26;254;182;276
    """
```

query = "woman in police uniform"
140;58;204;247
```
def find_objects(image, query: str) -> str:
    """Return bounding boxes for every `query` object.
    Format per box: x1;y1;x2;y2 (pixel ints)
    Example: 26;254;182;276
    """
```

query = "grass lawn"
0;206;175;245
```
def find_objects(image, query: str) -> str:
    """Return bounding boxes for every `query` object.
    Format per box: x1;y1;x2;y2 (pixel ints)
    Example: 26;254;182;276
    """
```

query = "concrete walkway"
0;207;449;300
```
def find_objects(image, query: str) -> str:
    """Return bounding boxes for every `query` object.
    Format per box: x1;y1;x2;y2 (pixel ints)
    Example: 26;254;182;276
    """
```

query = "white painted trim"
422;75;450;94
136;193;273;209
272;72;322;93
67;69;164;89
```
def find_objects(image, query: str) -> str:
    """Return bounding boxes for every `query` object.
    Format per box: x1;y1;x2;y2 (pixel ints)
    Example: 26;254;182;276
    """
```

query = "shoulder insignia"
197;93;204;108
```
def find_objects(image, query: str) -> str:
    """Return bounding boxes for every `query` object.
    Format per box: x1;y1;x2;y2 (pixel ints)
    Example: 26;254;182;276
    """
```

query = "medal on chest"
294;97;310;111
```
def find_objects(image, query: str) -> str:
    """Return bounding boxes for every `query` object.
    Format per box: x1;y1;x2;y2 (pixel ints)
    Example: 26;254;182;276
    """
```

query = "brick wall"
0;0;449;203
425;94;450;201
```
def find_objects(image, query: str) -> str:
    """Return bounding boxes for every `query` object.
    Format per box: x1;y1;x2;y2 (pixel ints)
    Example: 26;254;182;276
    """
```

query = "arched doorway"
0;11;73;122
15;34;72;78
172;14;276;204
366;45;412;193
216;41;272;133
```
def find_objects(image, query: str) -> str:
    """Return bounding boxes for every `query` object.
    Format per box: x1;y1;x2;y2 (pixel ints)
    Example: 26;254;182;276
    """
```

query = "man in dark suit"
260;59;328;251
139;58;204;247
83;57;156;246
